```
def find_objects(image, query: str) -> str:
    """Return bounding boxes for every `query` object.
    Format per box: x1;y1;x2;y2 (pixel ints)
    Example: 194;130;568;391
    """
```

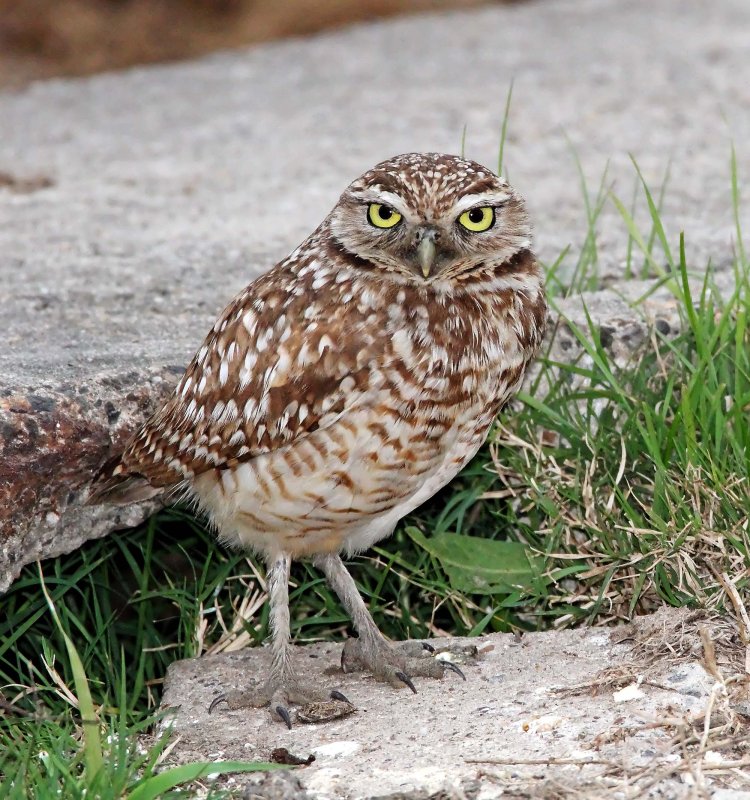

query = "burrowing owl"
91;153;547;727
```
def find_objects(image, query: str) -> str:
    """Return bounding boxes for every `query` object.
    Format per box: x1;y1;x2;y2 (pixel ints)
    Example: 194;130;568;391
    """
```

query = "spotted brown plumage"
91;152;547;725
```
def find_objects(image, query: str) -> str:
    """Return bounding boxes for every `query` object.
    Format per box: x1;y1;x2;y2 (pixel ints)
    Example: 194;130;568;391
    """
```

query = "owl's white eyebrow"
453;192;512;215
360;189;409;215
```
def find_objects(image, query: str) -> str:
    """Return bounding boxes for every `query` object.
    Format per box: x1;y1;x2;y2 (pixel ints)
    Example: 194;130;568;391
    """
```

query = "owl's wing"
90;267;385;505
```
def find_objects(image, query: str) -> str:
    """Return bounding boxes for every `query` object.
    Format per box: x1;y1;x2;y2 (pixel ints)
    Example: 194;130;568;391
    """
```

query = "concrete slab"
2;0;749;588
159;607;750;798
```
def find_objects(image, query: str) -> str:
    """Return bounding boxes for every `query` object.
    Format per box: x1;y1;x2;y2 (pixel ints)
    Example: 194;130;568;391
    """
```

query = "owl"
91;153;548;727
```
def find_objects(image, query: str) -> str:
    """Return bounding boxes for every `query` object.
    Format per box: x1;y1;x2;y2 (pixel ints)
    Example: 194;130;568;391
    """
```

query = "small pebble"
311;741;361;759
613;683;645;703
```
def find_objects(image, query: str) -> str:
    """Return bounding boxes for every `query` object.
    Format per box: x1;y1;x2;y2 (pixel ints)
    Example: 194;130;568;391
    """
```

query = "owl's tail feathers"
87;455;163;506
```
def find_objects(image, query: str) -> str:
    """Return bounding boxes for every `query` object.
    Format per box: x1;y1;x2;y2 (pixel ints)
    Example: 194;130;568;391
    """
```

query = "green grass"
1;149;748;797
0;551;281;799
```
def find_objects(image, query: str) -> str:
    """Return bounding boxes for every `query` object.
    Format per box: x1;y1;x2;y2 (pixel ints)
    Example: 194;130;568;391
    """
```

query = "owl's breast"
393;312;529;414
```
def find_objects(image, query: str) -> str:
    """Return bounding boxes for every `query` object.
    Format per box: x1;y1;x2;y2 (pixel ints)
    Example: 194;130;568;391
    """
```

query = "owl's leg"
313;554;466;691
208;553;353;727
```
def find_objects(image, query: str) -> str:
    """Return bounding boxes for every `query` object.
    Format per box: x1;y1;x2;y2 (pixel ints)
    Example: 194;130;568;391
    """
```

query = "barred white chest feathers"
189;245;545;560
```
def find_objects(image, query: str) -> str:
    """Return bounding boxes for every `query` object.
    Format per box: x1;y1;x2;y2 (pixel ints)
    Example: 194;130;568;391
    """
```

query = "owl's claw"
275;704;293;730
442;661;466;681
207;680;354;728
208;694;228;714
395;670;417;694
341;636;472;691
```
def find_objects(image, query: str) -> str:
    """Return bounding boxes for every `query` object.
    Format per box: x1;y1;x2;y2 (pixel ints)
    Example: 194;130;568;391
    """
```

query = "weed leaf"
406;527;543;594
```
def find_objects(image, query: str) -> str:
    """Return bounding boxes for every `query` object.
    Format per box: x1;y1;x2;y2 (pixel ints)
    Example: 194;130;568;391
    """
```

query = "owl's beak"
415;231;438;278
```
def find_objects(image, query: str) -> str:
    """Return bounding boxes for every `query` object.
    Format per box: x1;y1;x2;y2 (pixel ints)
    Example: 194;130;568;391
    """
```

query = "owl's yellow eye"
368;203;402;229
458;206;495;232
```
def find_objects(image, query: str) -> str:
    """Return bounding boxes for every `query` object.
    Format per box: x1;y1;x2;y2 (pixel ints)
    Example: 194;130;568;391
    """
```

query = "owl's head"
328;153;531;283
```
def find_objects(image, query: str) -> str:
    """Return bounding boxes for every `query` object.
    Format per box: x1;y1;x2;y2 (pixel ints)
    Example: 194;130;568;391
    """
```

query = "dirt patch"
0;0;511;89
0;170;54;192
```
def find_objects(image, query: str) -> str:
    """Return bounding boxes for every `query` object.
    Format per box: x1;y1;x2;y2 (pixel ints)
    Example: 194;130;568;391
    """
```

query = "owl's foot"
208;677;354;729
341;636;474;691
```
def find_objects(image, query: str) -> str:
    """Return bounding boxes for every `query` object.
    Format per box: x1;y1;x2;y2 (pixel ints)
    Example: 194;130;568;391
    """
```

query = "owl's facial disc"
328;153;531;283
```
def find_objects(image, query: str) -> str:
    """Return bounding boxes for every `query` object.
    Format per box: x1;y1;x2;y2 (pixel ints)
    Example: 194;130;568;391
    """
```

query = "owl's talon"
340;633;472;691
395;670;417;694
393;639;436;658
208;694;228;714
276;704;293;730
442;661;466;681
208;670;342;728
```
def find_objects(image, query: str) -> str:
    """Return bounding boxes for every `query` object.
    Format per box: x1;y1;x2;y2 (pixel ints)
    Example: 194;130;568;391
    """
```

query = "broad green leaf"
128;761;283;800
406;528;543;594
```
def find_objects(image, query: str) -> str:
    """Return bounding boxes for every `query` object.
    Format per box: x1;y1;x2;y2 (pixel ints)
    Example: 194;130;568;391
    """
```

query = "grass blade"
128;761;282;800
38;563;104;781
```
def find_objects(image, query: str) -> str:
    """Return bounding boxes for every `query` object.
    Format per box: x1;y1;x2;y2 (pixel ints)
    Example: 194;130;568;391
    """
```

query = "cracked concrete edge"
0;366;174;592
550;269;736;374
0;268;735;593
